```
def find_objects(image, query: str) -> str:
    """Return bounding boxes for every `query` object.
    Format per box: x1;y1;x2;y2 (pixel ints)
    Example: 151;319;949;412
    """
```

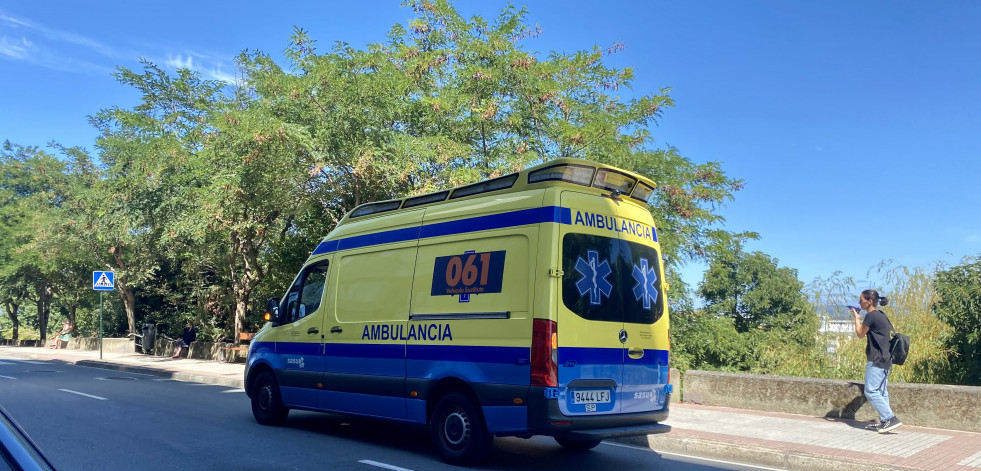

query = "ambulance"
245;158;672;464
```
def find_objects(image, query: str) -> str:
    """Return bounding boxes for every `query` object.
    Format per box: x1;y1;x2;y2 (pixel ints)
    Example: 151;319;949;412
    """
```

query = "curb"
74;360;245;389
615;434;907;471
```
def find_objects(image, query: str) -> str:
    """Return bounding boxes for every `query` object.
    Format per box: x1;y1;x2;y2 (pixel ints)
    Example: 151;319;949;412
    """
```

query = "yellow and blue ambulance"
245;158;672;464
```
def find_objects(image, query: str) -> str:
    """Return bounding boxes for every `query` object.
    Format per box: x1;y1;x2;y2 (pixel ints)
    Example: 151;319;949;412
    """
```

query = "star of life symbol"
632;258;658;310
574;250;613;305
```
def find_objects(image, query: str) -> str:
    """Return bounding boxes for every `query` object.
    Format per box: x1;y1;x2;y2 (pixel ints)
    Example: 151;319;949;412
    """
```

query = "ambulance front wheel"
251;371;289;426
430;392;492;465
554;436;602;451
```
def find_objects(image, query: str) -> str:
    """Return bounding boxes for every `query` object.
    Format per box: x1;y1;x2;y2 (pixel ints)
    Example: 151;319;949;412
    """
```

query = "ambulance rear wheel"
430;392;492;465
554;436;602;451
251;371;289;426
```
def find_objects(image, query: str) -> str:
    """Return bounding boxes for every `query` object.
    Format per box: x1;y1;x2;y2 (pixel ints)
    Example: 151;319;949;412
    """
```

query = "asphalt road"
0;356;774;471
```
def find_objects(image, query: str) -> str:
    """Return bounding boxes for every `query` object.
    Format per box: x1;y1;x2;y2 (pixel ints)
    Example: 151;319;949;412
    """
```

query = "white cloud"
206;65;238;84
3;11;238;83
1;12;117;58
0;11;118;75
0;36;31;59
165;53;196;70
164;53;238;85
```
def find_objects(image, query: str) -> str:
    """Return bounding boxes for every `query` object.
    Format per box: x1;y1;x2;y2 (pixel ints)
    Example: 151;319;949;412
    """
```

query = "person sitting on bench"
171;321;197;359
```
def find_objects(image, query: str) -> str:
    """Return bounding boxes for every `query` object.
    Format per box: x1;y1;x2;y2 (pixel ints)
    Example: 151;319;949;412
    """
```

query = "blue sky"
2;1;979;294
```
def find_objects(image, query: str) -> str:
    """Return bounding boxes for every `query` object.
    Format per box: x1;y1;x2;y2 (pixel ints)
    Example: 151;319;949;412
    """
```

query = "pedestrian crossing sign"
92;271;115;290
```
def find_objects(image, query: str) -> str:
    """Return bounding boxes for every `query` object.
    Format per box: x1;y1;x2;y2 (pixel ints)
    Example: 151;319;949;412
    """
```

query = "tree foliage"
932;257;981;385
4;1;749;343
698;248;816;343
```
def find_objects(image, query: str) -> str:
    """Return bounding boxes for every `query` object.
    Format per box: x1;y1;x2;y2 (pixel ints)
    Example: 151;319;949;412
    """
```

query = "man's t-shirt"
863;310;893;369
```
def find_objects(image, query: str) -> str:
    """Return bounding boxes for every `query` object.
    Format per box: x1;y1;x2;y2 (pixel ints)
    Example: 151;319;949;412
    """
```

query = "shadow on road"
277;412;681;470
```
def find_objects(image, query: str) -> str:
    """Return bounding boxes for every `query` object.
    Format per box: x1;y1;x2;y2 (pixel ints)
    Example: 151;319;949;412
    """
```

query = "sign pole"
93;271;113;360
99;291;104;360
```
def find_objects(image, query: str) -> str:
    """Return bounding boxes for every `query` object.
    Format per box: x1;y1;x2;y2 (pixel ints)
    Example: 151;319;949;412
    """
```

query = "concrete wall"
149;338;247;363
65;337;136;353
682;370;981;433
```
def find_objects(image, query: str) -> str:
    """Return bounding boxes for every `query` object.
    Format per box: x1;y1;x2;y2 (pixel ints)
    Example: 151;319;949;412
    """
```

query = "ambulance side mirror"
264;298;281;324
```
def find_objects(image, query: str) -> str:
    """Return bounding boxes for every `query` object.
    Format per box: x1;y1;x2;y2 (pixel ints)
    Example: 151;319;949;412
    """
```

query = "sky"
2;1;980;296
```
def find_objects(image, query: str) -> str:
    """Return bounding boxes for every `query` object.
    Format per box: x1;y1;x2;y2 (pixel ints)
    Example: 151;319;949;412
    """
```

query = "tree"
698;248;816;345
84;62;222;335
235;0;752;307
0;142;74;339
933;256;981;385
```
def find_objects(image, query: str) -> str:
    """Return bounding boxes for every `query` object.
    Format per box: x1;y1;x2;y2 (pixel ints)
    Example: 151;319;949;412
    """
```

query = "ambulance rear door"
615;201;669;414
557;191;625;415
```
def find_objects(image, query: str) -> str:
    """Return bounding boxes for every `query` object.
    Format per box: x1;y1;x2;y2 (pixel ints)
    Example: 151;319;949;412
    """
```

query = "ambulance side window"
283;261;329;323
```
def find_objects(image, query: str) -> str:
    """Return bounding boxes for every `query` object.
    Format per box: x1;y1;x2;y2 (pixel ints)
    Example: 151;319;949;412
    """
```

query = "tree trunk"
117;281;137;335
67;304;77;335
2;301;18;340
110;247;138;334
235;298;248;343
36;285;51;342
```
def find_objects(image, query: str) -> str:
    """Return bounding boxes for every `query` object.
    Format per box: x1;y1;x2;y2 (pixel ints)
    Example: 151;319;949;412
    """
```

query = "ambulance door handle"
628;347;645;359
330;326;343;334
308;328;319;334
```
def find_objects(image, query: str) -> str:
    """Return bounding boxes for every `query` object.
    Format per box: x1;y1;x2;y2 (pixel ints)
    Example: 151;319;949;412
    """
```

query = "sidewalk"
3;345;979;470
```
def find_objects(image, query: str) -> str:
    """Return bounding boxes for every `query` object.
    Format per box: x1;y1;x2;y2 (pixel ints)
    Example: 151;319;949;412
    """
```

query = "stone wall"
682;370;981;433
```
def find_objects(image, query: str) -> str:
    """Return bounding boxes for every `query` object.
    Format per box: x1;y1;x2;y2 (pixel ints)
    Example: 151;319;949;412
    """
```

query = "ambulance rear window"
561;234;663;325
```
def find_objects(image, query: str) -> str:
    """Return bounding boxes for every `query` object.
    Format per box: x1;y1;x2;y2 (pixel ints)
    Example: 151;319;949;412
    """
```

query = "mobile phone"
847;305;860;313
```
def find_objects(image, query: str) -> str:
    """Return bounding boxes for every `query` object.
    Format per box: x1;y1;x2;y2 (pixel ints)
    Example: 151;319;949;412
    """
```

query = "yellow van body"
245;158;671;464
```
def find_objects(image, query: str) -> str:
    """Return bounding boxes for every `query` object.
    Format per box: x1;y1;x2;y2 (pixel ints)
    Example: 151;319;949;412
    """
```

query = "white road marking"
0;361;15;365
94;377;140;381
358;460;415;471
0;375;16;380
59;389;108;400
221;389;245;394
603;441;785;471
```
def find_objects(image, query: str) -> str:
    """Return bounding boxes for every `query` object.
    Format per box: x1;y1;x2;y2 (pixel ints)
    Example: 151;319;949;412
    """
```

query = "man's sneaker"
878;416;902;434
865;420;883;431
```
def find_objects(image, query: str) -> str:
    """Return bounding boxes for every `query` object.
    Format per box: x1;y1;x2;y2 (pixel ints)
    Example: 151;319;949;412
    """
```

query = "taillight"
531;319;558;387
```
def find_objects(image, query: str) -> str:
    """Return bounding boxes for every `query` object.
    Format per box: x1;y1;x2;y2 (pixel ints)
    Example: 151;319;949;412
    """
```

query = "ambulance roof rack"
347;158;656;220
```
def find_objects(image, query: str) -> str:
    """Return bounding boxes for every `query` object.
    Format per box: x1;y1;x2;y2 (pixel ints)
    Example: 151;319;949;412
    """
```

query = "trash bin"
141;324;156;354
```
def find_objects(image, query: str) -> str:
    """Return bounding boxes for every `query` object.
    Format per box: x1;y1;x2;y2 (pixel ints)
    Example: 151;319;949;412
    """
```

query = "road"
0;356;774;471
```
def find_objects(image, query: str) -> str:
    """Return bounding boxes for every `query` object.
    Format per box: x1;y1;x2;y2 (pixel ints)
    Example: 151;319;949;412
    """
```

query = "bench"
219;332;255;360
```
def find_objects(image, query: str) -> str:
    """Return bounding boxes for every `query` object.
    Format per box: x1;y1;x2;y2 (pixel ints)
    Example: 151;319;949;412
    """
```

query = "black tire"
554;436;602;451
430;392;492;465
250;371;289;426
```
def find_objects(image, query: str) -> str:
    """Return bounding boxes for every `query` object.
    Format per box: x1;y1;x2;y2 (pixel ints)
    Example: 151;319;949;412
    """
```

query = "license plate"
572;389;610;404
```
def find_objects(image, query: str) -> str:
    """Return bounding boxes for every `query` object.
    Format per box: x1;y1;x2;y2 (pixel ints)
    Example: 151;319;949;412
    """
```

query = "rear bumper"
524;387;671;439
565;421;670;440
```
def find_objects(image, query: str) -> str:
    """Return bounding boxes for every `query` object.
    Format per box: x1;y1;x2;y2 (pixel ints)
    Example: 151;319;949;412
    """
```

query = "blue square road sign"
93;271;115;291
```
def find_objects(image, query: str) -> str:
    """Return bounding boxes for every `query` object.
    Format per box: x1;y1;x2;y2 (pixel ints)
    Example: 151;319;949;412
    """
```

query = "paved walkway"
3;345;979;470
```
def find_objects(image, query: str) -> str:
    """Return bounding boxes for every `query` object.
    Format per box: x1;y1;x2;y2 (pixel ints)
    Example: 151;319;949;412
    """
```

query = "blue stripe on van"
271;341;322;356
407;344;527;364
407;344;530;385
311;206;572;255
